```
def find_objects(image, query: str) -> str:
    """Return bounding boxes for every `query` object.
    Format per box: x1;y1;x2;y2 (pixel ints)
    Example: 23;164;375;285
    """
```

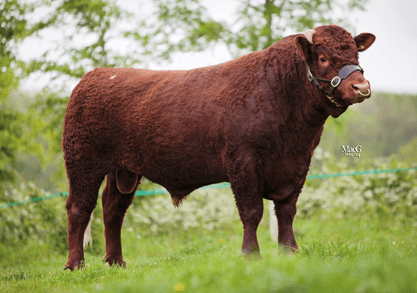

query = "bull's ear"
294;35;311;60
354;33;376;52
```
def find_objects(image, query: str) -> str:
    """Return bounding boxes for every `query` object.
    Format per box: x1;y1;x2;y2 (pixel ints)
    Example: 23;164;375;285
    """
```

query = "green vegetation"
320;92;417;158
2;206;417;292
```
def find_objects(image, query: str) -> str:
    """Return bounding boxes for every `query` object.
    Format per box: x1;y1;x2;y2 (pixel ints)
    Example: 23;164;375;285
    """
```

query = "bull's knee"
241;207;263;230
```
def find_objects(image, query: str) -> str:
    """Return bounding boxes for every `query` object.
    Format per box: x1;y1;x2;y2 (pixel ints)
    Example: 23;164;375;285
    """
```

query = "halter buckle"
331;76;341;88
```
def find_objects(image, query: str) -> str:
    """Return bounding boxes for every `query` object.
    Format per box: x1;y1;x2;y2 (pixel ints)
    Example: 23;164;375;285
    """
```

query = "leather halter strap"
304;60;364;106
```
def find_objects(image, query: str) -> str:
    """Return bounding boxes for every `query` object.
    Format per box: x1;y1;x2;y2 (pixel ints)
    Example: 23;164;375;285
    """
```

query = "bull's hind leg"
102;170;140;267
65;171;104;271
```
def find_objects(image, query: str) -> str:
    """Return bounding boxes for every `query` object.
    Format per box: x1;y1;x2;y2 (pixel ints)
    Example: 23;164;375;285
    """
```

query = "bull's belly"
143;170;228;196
115;143;228;195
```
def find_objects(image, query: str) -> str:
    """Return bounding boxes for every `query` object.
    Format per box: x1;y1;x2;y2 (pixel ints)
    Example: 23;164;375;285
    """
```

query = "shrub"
2;152;415;255
298;151;417;220
125;187;239;235
0;182;68;254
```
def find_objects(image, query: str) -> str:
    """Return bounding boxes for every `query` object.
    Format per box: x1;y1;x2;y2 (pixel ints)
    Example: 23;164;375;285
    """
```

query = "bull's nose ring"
357;88;371;98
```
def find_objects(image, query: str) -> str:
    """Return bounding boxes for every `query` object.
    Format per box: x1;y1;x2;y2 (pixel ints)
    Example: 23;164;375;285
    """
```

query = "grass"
2;211;417;293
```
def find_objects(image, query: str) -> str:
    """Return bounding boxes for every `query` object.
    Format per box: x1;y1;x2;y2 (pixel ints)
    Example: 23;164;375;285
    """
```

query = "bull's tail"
83;212;93;248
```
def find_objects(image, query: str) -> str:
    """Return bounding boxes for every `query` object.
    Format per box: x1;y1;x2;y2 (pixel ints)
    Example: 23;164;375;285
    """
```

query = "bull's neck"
294;56;348;120
262;48;329;128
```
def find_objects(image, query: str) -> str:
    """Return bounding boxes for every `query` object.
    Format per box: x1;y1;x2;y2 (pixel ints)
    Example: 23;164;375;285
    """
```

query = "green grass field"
2;211;417;293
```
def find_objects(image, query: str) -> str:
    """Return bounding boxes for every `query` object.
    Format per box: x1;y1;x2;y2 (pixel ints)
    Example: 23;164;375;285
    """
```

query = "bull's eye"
320;57;327;63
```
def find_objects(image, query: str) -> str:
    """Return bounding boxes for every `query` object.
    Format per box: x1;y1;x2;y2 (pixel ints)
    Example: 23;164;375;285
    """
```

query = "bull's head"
295;25;375;115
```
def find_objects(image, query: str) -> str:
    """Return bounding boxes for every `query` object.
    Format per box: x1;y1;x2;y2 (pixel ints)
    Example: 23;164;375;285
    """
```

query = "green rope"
0;192;68;209
306;167;417;179
1;167;416;209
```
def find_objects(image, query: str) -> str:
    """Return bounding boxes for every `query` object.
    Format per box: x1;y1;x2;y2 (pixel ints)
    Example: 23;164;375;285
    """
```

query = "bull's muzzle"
352;82;371;99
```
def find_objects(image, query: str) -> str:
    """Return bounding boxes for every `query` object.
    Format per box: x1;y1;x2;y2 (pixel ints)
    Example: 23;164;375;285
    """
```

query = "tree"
0;0;35;194
28;0;369;77
27;0;146;81
136;0;368;58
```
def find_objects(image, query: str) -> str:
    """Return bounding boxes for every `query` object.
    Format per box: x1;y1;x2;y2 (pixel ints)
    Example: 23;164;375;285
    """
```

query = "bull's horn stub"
304;29;315;44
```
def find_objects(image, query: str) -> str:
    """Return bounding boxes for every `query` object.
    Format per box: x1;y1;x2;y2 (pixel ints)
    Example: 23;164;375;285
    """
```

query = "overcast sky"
350;0;417;94
20;0;417;95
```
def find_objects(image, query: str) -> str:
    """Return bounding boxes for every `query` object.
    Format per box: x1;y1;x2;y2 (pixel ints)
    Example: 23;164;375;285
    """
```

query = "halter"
304;60;364;107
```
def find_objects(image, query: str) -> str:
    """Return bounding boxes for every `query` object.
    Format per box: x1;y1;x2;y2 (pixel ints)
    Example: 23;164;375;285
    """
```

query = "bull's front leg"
230;159;264;256
273;194;299;252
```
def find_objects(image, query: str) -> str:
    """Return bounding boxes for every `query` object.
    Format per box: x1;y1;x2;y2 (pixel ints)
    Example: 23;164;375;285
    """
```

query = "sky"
354;0;417;94
20;0;417;95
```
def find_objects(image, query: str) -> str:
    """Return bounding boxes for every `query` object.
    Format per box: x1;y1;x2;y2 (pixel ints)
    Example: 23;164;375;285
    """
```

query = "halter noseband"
304;60;364;107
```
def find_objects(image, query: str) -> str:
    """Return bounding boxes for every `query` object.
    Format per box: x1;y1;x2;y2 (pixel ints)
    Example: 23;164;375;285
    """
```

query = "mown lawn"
2;211;417;293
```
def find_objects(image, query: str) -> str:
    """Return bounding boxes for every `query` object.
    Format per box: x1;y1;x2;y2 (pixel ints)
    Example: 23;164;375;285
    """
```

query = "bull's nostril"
351;84;359;90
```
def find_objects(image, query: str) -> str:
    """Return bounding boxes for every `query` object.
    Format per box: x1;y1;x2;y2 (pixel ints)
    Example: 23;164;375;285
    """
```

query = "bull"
62;25;375;270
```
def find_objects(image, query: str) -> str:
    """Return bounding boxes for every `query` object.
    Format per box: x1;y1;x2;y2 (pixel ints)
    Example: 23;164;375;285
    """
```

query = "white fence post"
269;200;278;241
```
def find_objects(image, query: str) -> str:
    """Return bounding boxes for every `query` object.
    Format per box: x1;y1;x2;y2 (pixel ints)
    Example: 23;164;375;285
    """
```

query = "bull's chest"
262;125;323;200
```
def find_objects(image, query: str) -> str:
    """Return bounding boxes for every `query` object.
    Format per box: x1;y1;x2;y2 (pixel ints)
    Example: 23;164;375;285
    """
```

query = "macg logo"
341;145;362;157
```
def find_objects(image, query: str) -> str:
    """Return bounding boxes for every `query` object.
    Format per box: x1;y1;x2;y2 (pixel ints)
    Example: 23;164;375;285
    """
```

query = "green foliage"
26;0;143;79
399;136;417;162
0;180;105;258
27;89;68;156
125;188;238;234
131;0;228;60
300;151;417;218
0;0;29;60
320;92;417;158
0;0;36;194
0;109;23;186
364;93;417;156
137;0;368;59
323;107;359;141
0;182;68;254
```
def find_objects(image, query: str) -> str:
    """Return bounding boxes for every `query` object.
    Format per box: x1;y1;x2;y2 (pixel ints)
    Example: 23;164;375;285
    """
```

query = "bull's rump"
63;67;231;191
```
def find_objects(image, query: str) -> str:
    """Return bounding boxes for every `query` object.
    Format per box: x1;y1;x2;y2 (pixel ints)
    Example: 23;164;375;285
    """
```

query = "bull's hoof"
103;256;126;268
64;260;85;271
241;249;262;261
278;243;299;254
